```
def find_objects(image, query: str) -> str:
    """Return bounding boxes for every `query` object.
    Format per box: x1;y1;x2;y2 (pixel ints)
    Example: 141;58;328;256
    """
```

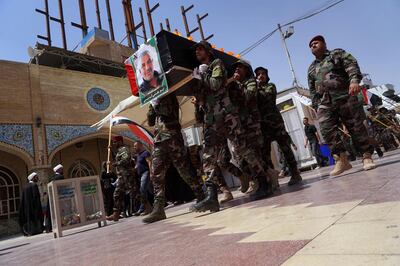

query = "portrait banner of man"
131;37;169;106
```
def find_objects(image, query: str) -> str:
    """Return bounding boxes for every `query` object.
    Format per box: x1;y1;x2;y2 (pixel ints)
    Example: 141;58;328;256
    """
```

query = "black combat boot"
249;176;272;201
288;168;303;186
190;183;220;212
142;197;166;224
376;147;384;158
193;186;206;204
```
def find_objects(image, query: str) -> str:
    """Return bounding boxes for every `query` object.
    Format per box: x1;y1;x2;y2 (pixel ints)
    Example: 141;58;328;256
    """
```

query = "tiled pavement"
1;150;400;265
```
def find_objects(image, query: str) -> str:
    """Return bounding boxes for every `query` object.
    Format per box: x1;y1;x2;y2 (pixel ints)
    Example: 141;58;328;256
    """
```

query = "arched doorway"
49;136;136;179
0;166;20;220
68;159;97;178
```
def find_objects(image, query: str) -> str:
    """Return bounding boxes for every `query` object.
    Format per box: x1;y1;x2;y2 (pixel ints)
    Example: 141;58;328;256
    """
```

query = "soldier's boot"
237;175;250;193
245;180;259;194
190;183;220;212
376;147;384;158
219;186;233;204
142;197;166;224
106;210;120;222
288;168;303;186
193;186;206;203
140;201;153;216
330;152;352;176
362;152;376;171
267;168;280;190
250;176;272;201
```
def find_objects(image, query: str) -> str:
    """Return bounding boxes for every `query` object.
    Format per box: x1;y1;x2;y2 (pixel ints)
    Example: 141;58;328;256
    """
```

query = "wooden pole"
165;18;171;31
58;0;67;49
105;0;115;40
138;8;147;40
144;0;159;37
106;121;112;173
95;0;102;29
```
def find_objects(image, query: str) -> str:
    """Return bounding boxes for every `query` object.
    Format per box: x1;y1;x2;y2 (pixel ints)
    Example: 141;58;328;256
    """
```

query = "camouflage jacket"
257;82;283;124
229;77;262;143
115;146;132;168
147;93;182;143
308;49;362;109
198;58;236;130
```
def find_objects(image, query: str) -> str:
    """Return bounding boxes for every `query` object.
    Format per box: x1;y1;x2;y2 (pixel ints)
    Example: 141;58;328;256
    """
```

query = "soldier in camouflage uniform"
307;35;376;176
106;136;137;221
143;93;205;223
369;108;398;151
254;66;302;185
215;140;250;203
228;60;276;200
191;97;249;204
190;41;249;212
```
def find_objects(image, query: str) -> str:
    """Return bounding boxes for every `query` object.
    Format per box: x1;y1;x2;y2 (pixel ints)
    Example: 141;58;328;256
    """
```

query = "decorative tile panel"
86;87;110;111
0;124;34;156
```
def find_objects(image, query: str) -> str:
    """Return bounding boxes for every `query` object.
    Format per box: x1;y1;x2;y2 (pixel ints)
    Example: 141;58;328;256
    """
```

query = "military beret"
112;136;123;142
309;35;325;47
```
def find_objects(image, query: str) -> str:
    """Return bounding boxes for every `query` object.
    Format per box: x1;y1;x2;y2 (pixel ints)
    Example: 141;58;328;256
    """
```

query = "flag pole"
106;118;112;173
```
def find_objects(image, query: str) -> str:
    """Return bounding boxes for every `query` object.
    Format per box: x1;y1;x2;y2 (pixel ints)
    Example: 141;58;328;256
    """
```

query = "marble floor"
1;150;400;266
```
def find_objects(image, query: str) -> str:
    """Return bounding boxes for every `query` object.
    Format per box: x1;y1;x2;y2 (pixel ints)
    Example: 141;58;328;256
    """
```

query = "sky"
0;0;399;91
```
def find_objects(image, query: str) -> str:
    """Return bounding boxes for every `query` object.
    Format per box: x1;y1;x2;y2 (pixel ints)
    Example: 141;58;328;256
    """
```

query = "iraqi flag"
111;116;154;147
124;58;139;96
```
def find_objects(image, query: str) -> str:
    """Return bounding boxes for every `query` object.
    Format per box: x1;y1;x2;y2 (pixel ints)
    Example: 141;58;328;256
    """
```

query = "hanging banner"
130;37;169;106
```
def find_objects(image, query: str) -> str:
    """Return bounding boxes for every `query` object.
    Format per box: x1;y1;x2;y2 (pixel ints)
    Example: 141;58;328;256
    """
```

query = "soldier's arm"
340;50;362;84
245;80;262;123
147;104;156;127
204;62;225;92
307;64;318;109
269;83;278;104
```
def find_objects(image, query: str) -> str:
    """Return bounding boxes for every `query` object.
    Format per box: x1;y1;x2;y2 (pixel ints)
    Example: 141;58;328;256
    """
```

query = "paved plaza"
1;151;400;266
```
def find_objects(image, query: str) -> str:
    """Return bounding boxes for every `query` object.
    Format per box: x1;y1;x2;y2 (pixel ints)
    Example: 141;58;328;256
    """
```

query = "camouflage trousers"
113;166;136;212
261;123;299;175
317;95;373;156
231;137;270;182
214;141;244;188
151;134;204;201
375;129;398;151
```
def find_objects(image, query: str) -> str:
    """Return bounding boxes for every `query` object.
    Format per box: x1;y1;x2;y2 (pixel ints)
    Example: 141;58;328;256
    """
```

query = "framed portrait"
130;37;169;106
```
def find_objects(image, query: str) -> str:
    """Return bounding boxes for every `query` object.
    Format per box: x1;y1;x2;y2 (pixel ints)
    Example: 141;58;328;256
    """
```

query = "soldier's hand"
349;83;361;96
192;67;201;80
198;64;209;74
233;73;241;81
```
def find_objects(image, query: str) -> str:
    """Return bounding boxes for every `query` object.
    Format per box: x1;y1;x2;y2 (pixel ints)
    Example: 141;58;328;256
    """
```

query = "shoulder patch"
211;65;223;78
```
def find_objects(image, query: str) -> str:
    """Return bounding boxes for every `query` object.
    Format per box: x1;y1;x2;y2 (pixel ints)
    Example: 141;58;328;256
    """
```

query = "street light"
277;24;299;88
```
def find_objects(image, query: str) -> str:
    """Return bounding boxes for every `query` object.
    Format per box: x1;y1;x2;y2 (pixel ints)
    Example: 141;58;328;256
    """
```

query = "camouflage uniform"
215;140;244;187
147;93;204;202
197;58;242;186
194;90;245;193
370;113;397;151
257;82;300;176
227;61;272;190
113;146;136;212
308;49;373;156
